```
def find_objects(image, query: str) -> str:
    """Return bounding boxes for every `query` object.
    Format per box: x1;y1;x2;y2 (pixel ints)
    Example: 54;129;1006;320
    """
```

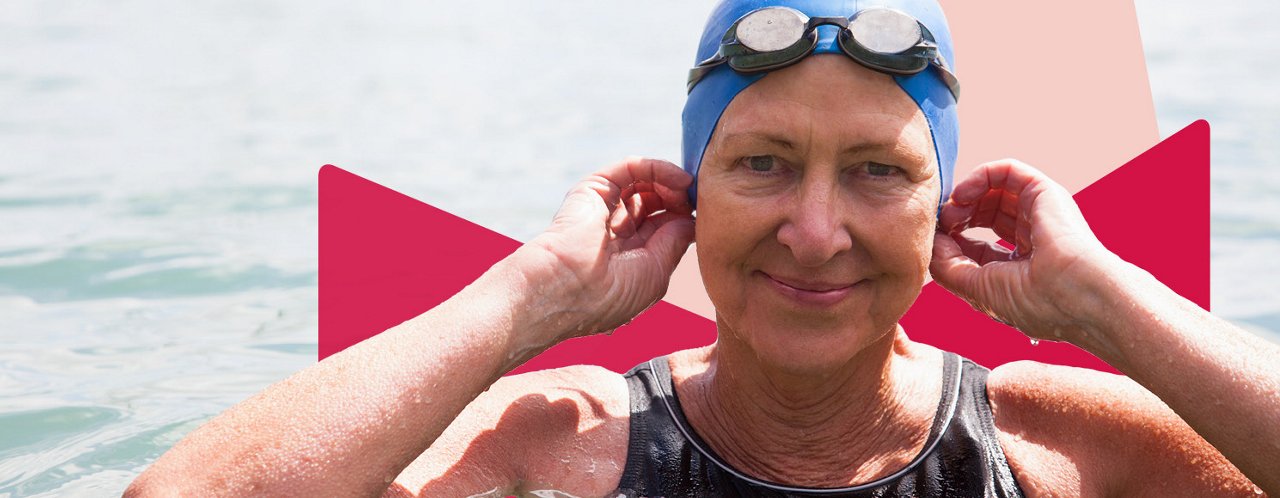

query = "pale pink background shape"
665;0;1160;319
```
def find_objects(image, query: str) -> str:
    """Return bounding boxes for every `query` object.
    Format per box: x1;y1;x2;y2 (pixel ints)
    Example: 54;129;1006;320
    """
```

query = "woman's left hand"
928;158;1123;344
931;159;1280;495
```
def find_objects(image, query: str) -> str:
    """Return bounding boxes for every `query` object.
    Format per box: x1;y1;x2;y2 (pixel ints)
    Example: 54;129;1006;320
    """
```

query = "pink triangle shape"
320;120;1209;373
901;120;1209;371
318;165;713;373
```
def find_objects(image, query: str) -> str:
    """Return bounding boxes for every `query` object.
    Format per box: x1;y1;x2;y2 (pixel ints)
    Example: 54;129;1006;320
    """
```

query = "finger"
949;197;1022;258
612;190;667;239
588;157;693;216
938;198;976;234
612;189;642;238
627;158;693;216
929;230;982;298
553;183;612;230
625;189;646;224
952;159;1044;207
1015;207;1032;257
1021;179;1090;237
948;162;1006;206
940;187;1005;235
947;160;1042;237
991;211;1019;247
983;166;1095;250
610;196;638;239
634;210;681;243
957;184;1020;230
945;161;1051;243
930;230;1021;312
972;189;1005;230
642;212;696;275
628;189;665;218
570;176;621;221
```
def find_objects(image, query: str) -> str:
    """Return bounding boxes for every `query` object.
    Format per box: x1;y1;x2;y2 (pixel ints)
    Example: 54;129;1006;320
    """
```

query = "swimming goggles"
686;6;961;102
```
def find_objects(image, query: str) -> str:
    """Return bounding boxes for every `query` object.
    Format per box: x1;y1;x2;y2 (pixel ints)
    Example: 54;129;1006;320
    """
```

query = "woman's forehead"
710;56;934;160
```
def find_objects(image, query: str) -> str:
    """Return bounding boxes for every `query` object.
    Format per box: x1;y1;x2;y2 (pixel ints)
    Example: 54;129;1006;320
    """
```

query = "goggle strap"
931;59;962;101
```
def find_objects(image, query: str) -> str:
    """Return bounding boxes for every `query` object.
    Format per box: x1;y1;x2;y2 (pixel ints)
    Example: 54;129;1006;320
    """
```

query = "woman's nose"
775;182;854;267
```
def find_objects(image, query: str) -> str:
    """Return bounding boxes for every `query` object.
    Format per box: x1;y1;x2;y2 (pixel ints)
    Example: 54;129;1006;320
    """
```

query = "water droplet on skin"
529;490;583;498
1029;338;1040;346
1254;485;1264;495
465;487;502;498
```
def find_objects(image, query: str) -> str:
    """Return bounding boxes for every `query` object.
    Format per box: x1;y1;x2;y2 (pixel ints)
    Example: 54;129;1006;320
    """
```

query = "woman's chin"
734;317;894;375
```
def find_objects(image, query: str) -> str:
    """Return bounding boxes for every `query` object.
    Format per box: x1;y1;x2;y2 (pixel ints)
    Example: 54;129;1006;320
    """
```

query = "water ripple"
0;243;315;302
0;407;123;460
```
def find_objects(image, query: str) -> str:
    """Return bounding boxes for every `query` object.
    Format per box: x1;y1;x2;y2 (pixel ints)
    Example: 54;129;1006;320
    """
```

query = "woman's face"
696;55;940;372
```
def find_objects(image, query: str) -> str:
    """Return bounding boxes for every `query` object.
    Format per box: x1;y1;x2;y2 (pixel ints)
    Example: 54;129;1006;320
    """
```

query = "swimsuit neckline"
646;351;963;494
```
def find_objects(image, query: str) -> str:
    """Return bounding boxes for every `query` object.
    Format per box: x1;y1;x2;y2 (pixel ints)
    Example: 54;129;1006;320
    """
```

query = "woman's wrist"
485;245;597;353
1055;253;1170;364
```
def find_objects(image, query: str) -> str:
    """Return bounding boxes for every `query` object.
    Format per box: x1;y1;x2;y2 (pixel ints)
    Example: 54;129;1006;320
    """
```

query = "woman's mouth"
758;271;861;307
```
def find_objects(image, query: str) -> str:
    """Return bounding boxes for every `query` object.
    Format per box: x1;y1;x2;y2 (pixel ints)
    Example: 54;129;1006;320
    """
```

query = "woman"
128;0;1278;496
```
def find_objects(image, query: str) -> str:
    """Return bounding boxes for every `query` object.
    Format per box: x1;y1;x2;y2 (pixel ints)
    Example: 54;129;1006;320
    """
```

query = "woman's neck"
671;326;943;488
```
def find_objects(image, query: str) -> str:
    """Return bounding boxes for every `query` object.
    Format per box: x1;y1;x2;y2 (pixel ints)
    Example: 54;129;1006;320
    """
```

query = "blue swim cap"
683;0;959;214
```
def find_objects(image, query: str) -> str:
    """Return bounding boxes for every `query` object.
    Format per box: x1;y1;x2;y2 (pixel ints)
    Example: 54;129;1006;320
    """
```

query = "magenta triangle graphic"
317;168;714;374
320;120;1209;374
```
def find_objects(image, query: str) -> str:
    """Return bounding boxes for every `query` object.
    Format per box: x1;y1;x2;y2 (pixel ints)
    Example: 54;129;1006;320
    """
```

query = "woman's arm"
1069;253;1280;494
125;157;695;497
929;159;1278;495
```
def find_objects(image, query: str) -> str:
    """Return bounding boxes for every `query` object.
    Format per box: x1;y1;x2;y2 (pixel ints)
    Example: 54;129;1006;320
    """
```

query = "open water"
1;0;1277;495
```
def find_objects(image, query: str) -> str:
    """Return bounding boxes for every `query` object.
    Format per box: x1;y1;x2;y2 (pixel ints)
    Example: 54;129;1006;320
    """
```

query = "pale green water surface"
1;0;1278;495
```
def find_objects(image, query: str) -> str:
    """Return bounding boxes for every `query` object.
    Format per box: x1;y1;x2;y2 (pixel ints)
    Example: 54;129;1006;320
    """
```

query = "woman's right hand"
514;156;696;343
126;158;693;498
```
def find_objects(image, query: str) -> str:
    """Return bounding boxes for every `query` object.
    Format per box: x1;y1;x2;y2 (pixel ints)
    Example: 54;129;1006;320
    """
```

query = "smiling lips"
759;271;861;307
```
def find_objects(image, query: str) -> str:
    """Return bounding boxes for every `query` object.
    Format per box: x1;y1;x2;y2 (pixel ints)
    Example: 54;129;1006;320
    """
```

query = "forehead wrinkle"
709;57;935;166
716;94;818;154
719;106;926;160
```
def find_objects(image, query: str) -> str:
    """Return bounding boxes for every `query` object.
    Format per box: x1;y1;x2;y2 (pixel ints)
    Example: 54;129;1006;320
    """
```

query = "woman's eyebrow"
721;131;899;152
721;131;797;150
841;142;896;154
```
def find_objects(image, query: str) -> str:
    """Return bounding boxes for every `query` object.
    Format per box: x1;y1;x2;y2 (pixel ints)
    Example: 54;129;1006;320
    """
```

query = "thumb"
929;230;983;301
644;213;696;275
550;185;610;233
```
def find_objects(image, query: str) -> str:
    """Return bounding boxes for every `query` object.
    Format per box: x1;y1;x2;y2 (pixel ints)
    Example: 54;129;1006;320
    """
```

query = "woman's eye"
746;155;776;172
866;162;896;177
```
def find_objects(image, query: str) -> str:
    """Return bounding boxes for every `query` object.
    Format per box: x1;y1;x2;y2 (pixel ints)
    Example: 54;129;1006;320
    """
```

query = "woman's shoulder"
497;363;632;424
494;364;632;484
393;364;631;497
985;360;1256;497
986;360;1150;415
985;360;1186;444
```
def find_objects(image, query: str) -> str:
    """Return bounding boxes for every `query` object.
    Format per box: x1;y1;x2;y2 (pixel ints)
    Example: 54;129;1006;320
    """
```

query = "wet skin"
128;57;1276;497
386;57;1271;496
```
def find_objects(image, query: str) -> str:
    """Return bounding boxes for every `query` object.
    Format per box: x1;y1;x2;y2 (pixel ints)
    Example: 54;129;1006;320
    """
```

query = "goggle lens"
849;9;922;54
736;8;809;52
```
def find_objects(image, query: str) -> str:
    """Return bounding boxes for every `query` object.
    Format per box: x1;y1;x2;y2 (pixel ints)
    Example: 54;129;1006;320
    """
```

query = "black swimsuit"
612;352;1026;497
